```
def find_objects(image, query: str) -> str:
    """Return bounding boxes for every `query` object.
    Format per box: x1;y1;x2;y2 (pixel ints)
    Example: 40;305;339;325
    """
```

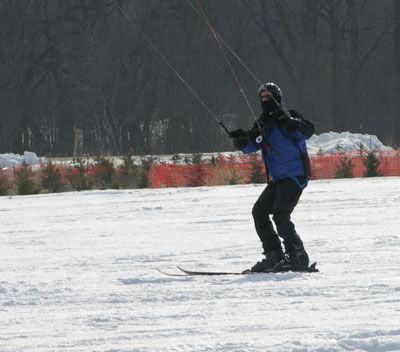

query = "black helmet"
258;82;282;102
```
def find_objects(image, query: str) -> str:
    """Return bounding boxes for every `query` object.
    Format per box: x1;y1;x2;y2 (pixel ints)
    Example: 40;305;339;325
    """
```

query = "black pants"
252;178;305;253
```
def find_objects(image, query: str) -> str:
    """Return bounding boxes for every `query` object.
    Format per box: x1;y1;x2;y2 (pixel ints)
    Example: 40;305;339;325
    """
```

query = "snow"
1;177;400;351
306;132;393;154
0;151;47;169
0;132;394;168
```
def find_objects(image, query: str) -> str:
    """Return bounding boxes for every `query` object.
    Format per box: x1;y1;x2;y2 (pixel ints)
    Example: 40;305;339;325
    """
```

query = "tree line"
1;0;399;156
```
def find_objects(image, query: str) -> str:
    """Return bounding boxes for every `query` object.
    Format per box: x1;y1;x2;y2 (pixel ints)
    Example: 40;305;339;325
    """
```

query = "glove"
276;115;291;129
229;129;249;150
246;126;262;143
229;129;246;138
277;115;300;132
233;136;249;150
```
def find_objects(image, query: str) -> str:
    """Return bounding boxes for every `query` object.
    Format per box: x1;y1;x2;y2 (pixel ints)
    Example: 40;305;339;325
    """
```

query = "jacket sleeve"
242;140;261;154
286;110;314;140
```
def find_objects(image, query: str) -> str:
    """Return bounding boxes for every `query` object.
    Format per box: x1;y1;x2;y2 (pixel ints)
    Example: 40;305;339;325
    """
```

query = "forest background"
1;0;400;157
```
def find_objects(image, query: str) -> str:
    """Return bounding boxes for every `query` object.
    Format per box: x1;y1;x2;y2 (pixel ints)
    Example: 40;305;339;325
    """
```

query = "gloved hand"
229;129;246;138
229;129;249;150
277;114;300;132
246;126;262;143
276;115;291;128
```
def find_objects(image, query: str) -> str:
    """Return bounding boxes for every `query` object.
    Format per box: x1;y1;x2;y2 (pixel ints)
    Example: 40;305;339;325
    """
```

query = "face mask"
261;98;279;114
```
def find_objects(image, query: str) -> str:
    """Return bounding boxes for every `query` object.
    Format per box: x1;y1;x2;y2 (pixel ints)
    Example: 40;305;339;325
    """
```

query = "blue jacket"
242;110;314;188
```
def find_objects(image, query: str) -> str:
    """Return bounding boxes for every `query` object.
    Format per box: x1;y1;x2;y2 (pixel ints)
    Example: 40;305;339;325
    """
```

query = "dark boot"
289;246;309;271
245;249;285;273
273;246;309;272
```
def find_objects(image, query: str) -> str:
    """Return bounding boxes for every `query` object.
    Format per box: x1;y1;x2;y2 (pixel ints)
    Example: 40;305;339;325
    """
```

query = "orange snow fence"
1;150;400;191
150;151;400;188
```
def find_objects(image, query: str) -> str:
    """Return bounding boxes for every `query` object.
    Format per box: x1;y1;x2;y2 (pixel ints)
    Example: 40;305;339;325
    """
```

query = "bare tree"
0;0;399;155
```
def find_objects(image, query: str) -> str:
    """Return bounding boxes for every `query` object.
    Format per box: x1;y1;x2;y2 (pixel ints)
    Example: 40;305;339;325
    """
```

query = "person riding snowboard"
229;82;314;272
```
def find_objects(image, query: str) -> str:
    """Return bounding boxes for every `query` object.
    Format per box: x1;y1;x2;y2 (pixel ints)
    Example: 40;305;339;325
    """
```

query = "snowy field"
1;177;400;351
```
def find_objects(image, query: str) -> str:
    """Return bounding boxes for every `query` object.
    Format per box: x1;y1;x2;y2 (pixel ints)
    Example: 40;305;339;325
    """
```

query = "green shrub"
363;151;383;177
227;168;242;185
41;162;63;192
68;162;92;191
137;156;153;188
119;154;140;188
138;170;150;188
209;155;218;166
249;158;266;183
121;154;136;169
334;155;355;178
94;157;116;189
171;154;182;164
0;176;9;196
15;167;39;195
191;153;203;165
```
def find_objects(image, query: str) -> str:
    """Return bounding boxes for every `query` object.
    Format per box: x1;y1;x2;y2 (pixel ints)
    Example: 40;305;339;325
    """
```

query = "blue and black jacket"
241;109;314;188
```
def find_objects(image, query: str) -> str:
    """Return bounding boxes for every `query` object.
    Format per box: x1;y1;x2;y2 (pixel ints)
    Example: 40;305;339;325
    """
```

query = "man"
230;82;314;272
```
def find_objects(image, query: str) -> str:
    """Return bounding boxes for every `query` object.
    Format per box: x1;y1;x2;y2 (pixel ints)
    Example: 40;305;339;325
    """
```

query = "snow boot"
244;249;285;273
273;246;309;272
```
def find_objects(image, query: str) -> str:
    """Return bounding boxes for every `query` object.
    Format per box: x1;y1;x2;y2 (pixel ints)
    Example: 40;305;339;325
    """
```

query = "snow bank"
306;132;393;154
0;151;48;169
